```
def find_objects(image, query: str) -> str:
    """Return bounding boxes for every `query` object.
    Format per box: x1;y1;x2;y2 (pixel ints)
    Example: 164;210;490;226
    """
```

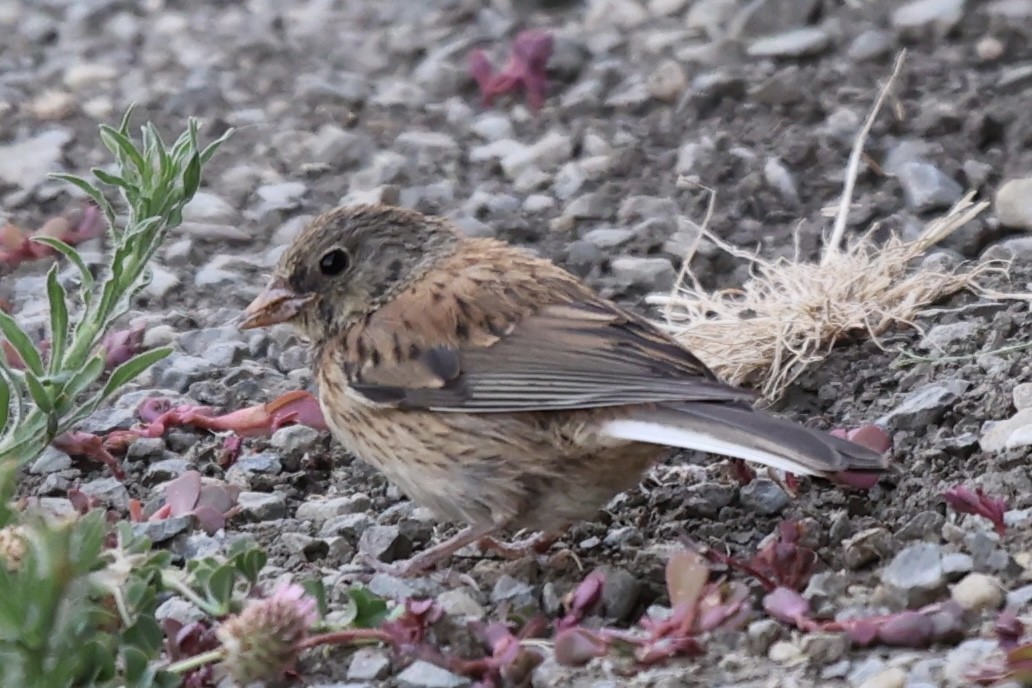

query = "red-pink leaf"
762;587;810;627
164;471;202;516
665;549;709;610
876;611;935;648
553;628;608;667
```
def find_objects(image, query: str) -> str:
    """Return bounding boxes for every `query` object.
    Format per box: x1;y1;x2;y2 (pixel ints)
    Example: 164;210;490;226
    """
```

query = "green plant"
0;106;231;473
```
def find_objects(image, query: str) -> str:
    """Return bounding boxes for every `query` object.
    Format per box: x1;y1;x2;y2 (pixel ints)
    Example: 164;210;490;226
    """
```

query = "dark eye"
319;248;351;276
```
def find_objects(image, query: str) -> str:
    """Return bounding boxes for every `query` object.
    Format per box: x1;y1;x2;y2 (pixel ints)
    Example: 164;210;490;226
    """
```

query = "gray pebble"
919;322;978;353
297;494;372;523
133;515;194;544
80;477;131;510
609;256;677;292
995;178;1032;230
848;30;896;61
436;588;486;619
323;512;374;539
358;525;412;563
234;452;283;475
490;575;537;609
842;527;894;570
598;567;640;622
347;648;391;681
877;379;969;430
30;446;74;474
739;478;790;515
397;661;470;688
236;491;287;521
891;0;964;34
896;162;964;213
941;552;974;580
881;543;946;607
144;458;191;484
682;481;735;517
747;28;831;58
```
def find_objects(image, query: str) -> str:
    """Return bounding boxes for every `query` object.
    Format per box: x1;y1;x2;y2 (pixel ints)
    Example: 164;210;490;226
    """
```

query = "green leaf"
99;124;146;174
92;167;138;196
0;373;9;434
22;371;52;413
59;352;104;403
47;173;106;209
302;578;328;619
204;565;235;609
121;645;150;683
122;614;163;655
100;346;171;400
182;153;201;201
30;236;95;295
200;127;234;164
44;265;69;374
0;312;44;376
347;587;388;628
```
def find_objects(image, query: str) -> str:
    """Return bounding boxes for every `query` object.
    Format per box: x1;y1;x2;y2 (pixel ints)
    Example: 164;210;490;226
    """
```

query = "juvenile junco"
241;204;887;575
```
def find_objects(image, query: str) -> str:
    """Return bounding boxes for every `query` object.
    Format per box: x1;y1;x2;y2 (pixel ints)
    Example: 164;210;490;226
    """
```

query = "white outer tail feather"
601;418;822;477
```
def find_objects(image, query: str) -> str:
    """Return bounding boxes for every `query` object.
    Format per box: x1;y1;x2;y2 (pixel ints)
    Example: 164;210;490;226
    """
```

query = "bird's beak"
239;279;315;330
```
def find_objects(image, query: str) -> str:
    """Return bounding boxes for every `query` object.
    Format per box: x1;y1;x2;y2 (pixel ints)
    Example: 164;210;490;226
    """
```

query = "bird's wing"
329;240;756;412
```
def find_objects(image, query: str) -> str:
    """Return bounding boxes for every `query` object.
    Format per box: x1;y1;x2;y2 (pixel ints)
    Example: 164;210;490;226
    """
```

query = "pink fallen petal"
163;471;202;516
553;628;608;667
942;485;1008;535
102;325;146;369
876;610;935;648
52;431;126;479
665;549;709;610
762;587;810;627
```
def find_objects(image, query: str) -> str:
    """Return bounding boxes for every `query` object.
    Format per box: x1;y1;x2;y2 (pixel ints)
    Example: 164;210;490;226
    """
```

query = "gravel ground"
4;0;1032;686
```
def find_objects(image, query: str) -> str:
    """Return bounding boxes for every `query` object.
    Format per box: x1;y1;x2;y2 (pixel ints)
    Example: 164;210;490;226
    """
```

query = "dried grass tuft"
649;51;1009;401
650;193;997;401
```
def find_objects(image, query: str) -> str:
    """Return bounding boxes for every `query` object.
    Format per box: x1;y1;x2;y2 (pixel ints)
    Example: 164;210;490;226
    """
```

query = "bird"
239;203;888;576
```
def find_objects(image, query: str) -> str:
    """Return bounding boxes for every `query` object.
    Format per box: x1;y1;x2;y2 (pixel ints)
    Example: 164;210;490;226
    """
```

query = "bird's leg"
362;522;499;577
477;531;562;559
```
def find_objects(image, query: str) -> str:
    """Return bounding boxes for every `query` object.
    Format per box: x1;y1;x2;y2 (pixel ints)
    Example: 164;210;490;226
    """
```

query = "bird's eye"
319;248;351;276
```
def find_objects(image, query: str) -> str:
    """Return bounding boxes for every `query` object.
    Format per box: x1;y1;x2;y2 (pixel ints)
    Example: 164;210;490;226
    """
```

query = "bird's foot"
477;531;581;569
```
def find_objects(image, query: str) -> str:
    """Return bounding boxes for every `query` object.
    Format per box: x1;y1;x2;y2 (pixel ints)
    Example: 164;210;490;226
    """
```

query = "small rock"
437;589;486;619
943;639;999;686
764;157;799;206
347;647;391;681
1012;383;1032;410
30;446;73;474
857;667;906;688
79;477;131;510
920;322;978;352
682;481;735;516
747;28;831;58
881;543;946;607
254;182;307;214
0;129;72;191
236;492;287;521
397;660;470;688
134;516;193;543
297;494;372;523
897;511;946;540
739;478;790;515
951;573;1004;611
234;452;282;475
891;0;965;34
896;162;964;213
746;618;782;655
848;30;896;61
144;458;191;483
843;528;894;570
877;379;969;430
980;409;1032;452
647;59;687;102
1006;583;1032;611
359;525;411;563
941;552;974;580
322;512;374;539
598;567;640;622
609;256;676;292
995;178;1032;229
491;575;537;609
583;228;634;250
270;424;323;459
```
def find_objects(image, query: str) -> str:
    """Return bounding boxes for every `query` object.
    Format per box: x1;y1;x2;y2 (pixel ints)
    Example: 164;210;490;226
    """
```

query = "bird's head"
239;204;458;342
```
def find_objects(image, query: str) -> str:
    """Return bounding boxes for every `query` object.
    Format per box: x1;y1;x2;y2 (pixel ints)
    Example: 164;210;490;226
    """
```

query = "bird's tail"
600;402;888;479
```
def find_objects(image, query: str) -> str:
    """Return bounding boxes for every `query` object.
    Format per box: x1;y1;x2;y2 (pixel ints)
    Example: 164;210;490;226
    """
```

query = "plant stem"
166;648;225;674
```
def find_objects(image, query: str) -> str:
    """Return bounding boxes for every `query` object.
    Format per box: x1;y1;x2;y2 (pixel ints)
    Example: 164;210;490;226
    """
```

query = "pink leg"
478;531;563;559
363;523;500;577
